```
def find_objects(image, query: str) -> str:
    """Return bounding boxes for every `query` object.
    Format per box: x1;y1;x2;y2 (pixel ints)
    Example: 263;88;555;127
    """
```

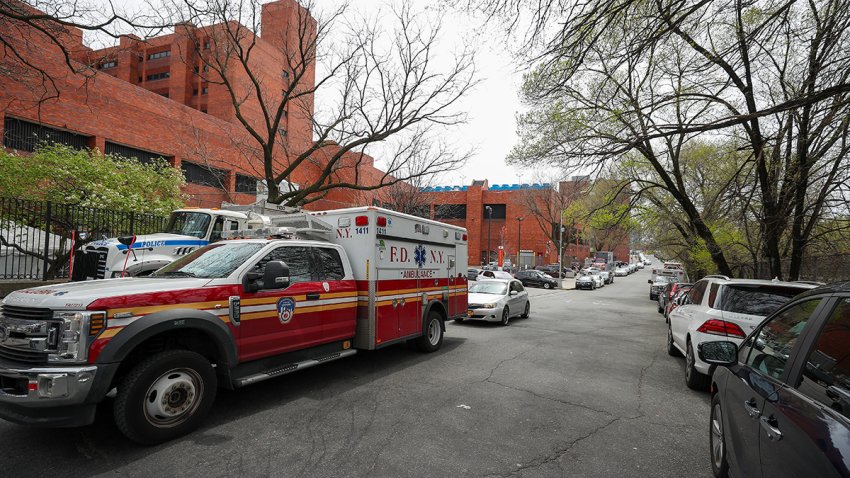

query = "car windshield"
655;276;674;284
469;282;508;295
164;211;212;238
153;243;264;279
718;285;804;316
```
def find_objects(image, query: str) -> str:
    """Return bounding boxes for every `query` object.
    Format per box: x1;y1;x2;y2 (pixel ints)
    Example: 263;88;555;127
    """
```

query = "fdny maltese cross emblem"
277;297;296;324
414;244;427;268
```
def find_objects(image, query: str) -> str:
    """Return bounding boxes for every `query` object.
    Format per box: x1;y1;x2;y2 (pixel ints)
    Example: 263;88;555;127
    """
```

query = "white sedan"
479;270;514;280
462;279;530;326
614;266;629;276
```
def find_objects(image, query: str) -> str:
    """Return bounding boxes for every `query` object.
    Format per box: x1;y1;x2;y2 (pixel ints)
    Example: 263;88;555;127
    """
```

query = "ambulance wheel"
415;311;444;353
114;350;217;445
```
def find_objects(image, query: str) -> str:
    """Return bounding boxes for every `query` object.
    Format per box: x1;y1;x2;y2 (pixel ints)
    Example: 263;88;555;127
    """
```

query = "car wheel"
543;282;552;289
710;394;730;478
521;301;530;318
685;339;711;390
667;324;681;357
415;311;444;352
500;307;510;326
114;350;217;445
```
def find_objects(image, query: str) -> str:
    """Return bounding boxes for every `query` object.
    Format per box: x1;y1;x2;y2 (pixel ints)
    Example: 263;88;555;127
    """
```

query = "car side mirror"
648;280;652;284
263;260;290;290
510;290;518;296
698;341;738;366
118;235;135;247
243;271;262;293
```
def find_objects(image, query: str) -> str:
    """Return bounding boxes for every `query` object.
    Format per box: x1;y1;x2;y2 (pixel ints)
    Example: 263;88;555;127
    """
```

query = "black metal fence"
0;197;168;280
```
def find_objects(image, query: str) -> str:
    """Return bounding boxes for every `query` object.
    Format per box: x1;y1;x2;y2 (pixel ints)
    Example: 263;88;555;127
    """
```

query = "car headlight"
48;311;106;363
481;303;496;309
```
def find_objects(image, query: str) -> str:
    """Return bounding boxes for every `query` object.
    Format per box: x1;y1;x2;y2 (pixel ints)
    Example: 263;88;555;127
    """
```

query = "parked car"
664;284;693;319
667;277;817;390
699;282;850;478
580;269;606;289
463;279;530;326
575;271;600;290
614;265;629;277
480;270;514;280
649;275;676;300
658;282;692;314
468;268;483;281
516;269;559;289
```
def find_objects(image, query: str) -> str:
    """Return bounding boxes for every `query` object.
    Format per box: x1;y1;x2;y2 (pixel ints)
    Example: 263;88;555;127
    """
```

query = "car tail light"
376;216;387;227
355;215;369;226
697;319;746;338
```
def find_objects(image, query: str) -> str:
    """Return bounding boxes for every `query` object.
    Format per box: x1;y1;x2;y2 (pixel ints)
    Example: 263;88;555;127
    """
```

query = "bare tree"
168;0;476;207
473;0;850;279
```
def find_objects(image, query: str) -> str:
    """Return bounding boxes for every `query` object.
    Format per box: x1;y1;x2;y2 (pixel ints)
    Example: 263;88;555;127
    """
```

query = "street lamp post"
558;217;565;288
516;216;524;270
485;206;493;266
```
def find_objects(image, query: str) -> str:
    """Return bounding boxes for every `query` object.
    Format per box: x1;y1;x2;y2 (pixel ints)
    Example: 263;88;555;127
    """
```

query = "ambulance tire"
114;349;217;445
415;311;444;353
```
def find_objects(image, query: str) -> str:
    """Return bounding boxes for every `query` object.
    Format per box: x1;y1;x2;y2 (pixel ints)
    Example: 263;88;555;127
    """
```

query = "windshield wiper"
158;270;199;278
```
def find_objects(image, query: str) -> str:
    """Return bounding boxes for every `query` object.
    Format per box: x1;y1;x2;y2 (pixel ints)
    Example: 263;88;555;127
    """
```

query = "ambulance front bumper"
0;358;116;427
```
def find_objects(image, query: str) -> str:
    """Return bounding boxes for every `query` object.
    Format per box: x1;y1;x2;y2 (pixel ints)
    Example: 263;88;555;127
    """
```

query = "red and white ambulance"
0;207;467;444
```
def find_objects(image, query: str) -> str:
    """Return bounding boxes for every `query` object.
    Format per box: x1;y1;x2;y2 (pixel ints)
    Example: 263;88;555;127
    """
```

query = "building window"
148;50;171;60
146;72;171;81
3;117;91;152
483;204;507;219
204;41;210;50
203;65;210;72
181;161;228;188
200;108;208;113
99;60;117;69
104;141;166;165
235;174;258;194
435;204;466;220
193;89;198;96
202;87;208;95
159;92;169;98
372;199;381;207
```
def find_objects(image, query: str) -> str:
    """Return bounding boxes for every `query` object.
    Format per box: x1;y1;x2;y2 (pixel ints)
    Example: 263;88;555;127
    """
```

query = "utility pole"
486;205;493;266
516;216;524;270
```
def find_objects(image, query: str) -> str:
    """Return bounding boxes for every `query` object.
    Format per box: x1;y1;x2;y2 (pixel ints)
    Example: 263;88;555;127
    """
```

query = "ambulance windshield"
154;243;264;278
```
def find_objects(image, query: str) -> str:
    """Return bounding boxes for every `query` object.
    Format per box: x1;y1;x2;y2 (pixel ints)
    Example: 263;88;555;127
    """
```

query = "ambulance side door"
237;245;325;362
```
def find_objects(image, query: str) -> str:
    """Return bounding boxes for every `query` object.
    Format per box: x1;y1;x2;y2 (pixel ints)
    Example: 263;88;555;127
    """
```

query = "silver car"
462;279;530;326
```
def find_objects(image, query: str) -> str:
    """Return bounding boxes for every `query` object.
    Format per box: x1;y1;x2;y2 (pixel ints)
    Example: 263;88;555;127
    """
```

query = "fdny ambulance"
0;207;468;444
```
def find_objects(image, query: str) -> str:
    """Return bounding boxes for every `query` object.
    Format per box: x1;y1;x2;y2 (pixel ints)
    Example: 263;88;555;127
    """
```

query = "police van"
0;207;468;444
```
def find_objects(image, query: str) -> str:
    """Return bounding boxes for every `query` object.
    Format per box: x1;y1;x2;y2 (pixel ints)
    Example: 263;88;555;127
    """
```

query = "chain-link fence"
0;197;168;280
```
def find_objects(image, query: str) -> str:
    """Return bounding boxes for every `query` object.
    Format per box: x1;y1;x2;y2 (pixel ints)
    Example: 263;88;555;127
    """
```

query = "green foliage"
0;144;186;214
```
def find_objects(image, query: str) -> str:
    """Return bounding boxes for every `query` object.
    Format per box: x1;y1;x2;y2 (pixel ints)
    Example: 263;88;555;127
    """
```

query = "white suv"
667;277;816;390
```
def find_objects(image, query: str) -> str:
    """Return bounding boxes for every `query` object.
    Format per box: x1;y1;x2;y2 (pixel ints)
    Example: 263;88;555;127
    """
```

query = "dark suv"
515;270;558;289
699;282;850;478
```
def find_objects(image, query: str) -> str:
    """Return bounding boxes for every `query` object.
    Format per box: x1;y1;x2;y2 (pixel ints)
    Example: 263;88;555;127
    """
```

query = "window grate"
235;174;258;194
3;117;91;152
104;141;166;164
181;161;228;188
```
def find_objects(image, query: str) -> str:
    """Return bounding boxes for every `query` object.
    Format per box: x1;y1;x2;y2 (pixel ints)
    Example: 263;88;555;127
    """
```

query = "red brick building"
0;0;390;210
421;179;631;268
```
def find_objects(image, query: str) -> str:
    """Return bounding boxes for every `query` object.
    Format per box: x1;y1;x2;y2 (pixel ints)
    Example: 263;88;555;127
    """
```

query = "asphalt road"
0;267;712;477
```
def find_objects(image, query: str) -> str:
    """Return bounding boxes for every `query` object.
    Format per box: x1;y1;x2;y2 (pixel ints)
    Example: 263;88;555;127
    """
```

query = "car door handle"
760;416;783;441
306;293;320;300
744;398;761;418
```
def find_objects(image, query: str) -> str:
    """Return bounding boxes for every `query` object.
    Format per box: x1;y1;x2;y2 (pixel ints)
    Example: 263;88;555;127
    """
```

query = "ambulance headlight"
47;311;105;363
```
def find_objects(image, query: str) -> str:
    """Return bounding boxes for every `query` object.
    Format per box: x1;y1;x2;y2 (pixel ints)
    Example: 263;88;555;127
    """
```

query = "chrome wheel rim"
427;319;440;346
711;403;724;469
143;368;203;428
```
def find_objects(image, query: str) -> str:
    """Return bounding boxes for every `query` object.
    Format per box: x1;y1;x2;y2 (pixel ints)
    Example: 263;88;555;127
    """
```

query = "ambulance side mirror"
262;261;290;290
